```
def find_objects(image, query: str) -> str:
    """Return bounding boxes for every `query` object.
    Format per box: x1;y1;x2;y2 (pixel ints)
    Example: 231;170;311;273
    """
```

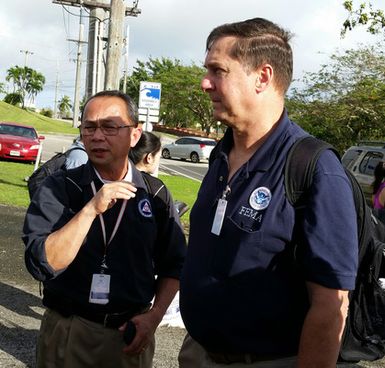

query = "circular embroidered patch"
249;187;272;210
138;199;153;217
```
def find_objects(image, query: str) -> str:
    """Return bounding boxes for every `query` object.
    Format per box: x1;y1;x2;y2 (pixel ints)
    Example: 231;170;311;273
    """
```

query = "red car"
0;122;45;163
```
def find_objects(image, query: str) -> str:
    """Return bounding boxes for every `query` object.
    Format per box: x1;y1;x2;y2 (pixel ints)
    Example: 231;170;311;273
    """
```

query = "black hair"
373;161;385;194
80;90;139;126
129;131;161;165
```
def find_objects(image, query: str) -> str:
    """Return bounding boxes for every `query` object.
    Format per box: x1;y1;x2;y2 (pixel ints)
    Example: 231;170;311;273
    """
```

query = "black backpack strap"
141;172;166;201
284;136;338;208
65;166;84;212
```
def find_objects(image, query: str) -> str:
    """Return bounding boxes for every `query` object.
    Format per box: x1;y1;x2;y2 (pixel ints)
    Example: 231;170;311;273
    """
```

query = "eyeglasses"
81;124;136;136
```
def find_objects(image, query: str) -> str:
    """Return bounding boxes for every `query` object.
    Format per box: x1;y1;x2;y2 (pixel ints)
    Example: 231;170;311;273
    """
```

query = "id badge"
211;198;227;236
89;273;110;305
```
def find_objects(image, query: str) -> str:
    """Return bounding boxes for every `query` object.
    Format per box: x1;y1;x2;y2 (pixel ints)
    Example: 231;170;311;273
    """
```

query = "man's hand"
89;181;137;215
121;310;160;355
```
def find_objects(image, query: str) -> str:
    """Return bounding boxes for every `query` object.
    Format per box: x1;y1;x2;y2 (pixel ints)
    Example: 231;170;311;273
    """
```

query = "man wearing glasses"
23;90;186;368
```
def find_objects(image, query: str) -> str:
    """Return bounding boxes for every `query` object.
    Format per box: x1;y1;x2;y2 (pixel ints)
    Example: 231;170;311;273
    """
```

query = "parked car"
342;141;385;205
0;122;44;163
161;136;217;163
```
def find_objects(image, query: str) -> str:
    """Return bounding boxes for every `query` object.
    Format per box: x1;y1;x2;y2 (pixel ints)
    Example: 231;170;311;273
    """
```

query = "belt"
43;290;149;329
207;352;290;365
76;309;137;328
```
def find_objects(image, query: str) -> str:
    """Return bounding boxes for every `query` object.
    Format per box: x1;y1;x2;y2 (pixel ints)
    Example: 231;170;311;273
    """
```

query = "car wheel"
162;149;171;159
190;152;200;163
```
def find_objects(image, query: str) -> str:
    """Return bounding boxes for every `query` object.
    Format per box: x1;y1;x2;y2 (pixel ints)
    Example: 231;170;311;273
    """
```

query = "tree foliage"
5;65;45;108
3;92;23;106
287;44;385;151
342;1;385;36
122;57;215;132
58;95;72;118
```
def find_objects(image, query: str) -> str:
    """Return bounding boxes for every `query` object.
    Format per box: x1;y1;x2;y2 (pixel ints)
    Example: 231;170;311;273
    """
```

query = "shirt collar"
218;109;294;173
76;160;147;189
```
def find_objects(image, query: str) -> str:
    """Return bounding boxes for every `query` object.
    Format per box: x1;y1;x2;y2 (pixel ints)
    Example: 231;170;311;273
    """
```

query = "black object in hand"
123;320;136;345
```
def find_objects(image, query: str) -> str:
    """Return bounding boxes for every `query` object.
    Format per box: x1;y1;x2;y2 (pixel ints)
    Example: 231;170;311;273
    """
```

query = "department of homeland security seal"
249;187;272;210
138;199;153;217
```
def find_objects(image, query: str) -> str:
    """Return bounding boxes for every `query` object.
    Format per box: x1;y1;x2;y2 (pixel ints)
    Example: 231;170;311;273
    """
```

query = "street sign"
138;108;159;116
139;81;161;109
142;122;153;132
139;115;159;123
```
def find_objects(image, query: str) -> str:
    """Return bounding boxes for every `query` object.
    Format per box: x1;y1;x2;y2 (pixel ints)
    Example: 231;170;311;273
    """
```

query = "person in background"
23;90;186;368
129;131;162;177
179;17;358;368
372;161;385;209
64;135;88;169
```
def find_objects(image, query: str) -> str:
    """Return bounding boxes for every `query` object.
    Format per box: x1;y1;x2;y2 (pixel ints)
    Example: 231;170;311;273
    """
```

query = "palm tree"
25;69;45;106
6;65;45;108
58;95;72;118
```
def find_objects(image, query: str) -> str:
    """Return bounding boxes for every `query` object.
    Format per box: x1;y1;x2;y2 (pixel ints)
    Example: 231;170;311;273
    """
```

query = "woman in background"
372;161;385;209
129;131;161;177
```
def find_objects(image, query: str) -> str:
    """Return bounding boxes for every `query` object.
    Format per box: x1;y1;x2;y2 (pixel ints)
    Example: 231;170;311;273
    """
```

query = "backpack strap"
284;136;338;208
141;172;166;200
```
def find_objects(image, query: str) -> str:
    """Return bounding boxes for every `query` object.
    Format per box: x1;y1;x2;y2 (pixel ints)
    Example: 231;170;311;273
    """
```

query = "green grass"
0;101;78;135
0;161;33;207
159;174;200;219
0;161;199;216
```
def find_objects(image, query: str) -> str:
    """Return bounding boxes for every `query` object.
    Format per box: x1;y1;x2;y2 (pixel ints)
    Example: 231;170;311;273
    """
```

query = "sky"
0;0;383;110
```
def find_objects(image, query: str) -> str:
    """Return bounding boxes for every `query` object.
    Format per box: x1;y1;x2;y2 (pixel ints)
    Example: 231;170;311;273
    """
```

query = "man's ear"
255;64;273;92
130;126;142;148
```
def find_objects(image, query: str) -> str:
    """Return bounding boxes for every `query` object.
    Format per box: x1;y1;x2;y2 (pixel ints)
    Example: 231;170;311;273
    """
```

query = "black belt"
207;352;291;365
43;290;149;329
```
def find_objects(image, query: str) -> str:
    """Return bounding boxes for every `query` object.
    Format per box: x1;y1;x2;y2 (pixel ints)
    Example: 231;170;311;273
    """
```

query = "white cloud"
1;0;383;109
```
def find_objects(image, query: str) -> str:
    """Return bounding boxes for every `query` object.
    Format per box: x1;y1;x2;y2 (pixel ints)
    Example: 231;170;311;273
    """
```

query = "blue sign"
139;82;161;109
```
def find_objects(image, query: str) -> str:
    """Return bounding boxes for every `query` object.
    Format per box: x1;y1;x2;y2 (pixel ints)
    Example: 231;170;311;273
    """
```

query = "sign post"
138;81;161;131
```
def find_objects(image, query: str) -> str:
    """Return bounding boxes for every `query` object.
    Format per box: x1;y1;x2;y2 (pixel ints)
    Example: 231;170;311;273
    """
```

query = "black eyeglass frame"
80;124;136;136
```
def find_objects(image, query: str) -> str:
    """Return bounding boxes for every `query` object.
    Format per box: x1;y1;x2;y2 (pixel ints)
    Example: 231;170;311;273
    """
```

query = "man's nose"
201;76;214;92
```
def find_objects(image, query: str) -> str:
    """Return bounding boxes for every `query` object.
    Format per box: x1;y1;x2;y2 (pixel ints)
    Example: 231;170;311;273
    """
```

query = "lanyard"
90;180;127;271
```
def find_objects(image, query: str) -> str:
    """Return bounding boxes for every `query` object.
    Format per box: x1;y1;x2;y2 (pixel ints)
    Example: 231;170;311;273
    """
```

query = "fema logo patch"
138;199;153;217
249;187;272;210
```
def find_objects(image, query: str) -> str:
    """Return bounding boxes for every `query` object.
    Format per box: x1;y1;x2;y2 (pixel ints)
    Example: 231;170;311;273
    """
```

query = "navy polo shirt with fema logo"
180;111;358;356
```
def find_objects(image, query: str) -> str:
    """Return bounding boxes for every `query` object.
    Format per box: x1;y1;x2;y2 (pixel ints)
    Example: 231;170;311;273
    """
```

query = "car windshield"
0;124;37;139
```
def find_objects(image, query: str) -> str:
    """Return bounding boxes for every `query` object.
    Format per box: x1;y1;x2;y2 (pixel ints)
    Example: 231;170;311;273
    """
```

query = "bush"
40;108;53;118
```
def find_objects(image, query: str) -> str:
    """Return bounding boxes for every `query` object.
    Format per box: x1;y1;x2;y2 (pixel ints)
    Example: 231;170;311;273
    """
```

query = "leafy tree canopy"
342;1;385;36
287;43;385;151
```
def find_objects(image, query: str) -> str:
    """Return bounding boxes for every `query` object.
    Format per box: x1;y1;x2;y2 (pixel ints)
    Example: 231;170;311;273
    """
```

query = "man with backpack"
22;90;186;368
179;18;358;367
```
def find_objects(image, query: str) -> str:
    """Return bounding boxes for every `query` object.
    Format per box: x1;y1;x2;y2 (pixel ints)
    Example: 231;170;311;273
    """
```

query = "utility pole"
85;5;107;98
70;9;85;127
19;49;34;108
20;49;34;68
52;0;141;97
105;0;125;90
53;61;59;119
123;25;129;93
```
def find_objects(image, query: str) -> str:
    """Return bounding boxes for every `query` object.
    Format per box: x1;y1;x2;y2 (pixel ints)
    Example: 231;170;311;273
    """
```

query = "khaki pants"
178;334;297;368
37;308;155;368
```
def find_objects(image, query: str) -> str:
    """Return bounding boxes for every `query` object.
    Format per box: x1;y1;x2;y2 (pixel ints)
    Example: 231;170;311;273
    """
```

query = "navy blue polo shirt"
23;162;186;314
180;111;358;356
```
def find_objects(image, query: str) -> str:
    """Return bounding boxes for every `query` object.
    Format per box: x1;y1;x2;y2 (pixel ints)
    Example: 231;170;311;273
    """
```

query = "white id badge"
89;274;110;304
211;198;227;236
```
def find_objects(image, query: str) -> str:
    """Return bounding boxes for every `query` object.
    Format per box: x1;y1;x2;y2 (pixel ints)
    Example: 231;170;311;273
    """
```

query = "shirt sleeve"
22;172;76;281
300;150;358;290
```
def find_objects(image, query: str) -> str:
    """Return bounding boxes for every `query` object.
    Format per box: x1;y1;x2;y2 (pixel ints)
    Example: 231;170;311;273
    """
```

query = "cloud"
1;0;382;109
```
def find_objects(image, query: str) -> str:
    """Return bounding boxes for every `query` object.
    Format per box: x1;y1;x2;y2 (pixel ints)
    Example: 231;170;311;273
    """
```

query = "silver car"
342;142;385;205
161;136;217;163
